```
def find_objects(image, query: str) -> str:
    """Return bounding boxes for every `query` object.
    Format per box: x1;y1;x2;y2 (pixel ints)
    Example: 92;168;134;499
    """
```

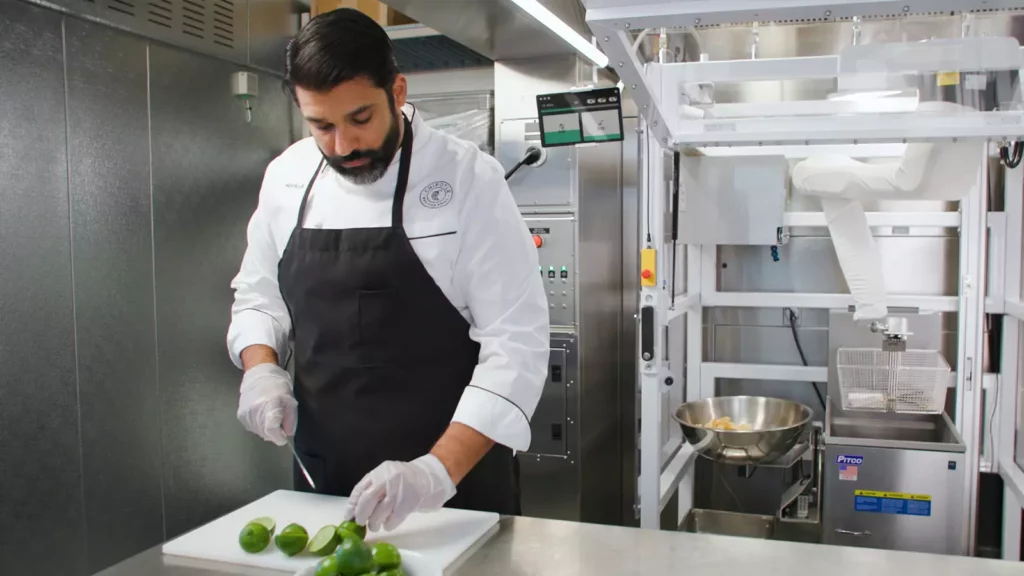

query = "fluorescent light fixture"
508;0;610;68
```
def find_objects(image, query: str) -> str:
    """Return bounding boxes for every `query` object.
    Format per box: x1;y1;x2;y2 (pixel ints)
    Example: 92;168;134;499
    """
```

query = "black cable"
645;170;653;246
1001;141;1023;169
784;308;827;411
670;151;681;297
504;147;543;181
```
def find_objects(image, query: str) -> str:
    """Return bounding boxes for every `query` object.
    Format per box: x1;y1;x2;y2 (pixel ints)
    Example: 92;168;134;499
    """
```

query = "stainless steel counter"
95;516;1024;576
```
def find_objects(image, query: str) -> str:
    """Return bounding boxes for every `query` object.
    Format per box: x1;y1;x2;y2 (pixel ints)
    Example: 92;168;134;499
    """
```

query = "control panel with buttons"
525;217;576;328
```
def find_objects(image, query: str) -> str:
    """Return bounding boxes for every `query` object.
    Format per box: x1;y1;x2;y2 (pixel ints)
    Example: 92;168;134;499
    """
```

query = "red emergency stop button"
533;235;543;248
641;269;652;279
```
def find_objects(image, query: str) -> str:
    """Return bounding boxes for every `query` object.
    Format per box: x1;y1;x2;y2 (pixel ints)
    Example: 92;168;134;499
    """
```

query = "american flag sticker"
839;464;859;481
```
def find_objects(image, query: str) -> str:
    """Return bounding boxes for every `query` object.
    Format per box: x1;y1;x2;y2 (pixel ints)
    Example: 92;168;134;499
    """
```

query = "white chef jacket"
227;106;549;452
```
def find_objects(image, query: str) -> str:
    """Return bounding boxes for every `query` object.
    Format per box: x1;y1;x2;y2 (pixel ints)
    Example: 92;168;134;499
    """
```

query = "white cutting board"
162;490;499;576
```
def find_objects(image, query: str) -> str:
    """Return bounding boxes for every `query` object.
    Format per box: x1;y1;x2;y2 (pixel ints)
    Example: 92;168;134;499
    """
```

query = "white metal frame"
998;160;1024;561
602;2;1024;554
587;0;1024;149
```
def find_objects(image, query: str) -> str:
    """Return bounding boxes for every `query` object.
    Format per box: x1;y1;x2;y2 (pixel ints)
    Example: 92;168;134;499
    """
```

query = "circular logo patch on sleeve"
419;181;454;209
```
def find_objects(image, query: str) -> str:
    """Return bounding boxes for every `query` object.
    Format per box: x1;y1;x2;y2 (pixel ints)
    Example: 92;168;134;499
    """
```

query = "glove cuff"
413;454;457;505
240;362;292;393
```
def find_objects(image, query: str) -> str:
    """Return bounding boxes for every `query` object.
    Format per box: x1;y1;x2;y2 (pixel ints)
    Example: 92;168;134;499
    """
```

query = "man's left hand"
344;454;457;532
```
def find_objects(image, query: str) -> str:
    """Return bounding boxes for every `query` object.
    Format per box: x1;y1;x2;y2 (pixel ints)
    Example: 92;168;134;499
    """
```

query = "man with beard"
227;9;549;531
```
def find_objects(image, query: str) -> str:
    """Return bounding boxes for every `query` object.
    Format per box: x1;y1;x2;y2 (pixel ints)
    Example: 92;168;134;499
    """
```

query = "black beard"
323;110;401;185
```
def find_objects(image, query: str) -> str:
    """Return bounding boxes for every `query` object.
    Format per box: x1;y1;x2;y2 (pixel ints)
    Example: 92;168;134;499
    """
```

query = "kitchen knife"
285;434;316;490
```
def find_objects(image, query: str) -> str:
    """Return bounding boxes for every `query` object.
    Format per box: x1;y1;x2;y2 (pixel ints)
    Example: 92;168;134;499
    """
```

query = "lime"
377;569;406;576
337;520;367;540
308;525;340;556
371;542;401;570
238;522;271;554
315;554;342;576
335;527;355;543
334;534;373;576
274;523;309;557
251;516;276;535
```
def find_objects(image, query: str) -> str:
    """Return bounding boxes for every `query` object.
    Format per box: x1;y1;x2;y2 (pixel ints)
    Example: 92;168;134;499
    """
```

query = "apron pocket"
358;289;398;352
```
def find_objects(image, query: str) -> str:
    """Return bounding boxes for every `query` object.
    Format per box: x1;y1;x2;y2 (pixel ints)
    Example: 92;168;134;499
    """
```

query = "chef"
227;8;549;531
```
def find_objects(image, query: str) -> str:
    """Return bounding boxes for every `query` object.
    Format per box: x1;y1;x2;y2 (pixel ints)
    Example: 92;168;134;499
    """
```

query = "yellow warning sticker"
854;490;931;501
937;71;961;87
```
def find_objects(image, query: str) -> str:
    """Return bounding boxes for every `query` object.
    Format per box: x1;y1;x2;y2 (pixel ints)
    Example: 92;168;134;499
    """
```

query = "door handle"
834;528;872;537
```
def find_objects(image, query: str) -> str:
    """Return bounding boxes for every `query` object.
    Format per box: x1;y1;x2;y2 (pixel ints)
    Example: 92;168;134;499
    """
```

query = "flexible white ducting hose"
792;102;982;320
819;198;888;320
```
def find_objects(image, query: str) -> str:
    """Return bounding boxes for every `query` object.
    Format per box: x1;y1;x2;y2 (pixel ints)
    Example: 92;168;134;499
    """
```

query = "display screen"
536;87;624;148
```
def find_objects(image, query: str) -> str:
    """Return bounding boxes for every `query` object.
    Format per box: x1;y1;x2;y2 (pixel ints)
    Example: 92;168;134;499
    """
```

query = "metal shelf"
586;0;1024;31
675;111;1024;147
675;112;1024;147
588;5;1024;151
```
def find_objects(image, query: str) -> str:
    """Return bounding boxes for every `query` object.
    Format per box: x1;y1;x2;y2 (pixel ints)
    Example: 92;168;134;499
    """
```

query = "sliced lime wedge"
250;516;276;535
308;525;340;556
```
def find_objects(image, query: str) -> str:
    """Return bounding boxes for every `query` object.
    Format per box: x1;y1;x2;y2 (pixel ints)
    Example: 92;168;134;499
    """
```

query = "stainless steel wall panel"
620;117;640;525
248;0;299;74
0;3;86;574
576;125;625;526
22;0;251;70
499;120;575;209
148;44;293;538
719;237;958;296
519;454;579;521
63;18;165;573
494;57;587;123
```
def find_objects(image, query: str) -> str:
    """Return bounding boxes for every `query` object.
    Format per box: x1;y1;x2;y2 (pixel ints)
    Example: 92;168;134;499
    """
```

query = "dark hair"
284;9;399;96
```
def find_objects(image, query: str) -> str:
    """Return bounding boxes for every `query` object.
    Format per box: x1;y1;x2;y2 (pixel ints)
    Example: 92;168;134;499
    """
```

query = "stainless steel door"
520;333;579;521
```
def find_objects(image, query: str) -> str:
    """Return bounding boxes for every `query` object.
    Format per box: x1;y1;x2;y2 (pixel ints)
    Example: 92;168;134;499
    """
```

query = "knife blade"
285;434;317;490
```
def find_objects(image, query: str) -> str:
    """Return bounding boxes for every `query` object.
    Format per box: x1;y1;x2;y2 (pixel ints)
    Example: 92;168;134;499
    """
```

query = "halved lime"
238;522;271;553
251;516;276;535
370;542;401;570
275;523;309;557
315;554;342;576
308;525;340;556
337;520;366;541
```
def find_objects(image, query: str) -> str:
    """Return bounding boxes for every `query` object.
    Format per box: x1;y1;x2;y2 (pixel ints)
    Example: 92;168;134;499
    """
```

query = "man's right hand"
237;362;297;446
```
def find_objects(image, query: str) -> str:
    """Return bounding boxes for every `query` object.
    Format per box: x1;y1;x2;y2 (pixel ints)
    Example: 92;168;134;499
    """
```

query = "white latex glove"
344;454;457;532
237;363;297;446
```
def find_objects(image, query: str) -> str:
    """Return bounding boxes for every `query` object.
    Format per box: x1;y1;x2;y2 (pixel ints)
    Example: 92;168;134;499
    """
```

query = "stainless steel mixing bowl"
672;396;814;465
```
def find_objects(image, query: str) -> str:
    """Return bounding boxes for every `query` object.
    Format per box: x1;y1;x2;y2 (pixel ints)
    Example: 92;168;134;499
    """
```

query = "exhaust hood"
382;0;605;64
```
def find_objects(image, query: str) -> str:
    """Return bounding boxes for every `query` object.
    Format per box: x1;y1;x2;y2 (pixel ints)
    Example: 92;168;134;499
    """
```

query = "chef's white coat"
227;106;549;452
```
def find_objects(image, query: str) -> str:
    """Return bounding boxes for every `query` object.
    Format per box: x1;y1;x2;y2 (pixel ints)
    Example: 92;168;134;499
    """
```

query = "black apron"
277;115;520;515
